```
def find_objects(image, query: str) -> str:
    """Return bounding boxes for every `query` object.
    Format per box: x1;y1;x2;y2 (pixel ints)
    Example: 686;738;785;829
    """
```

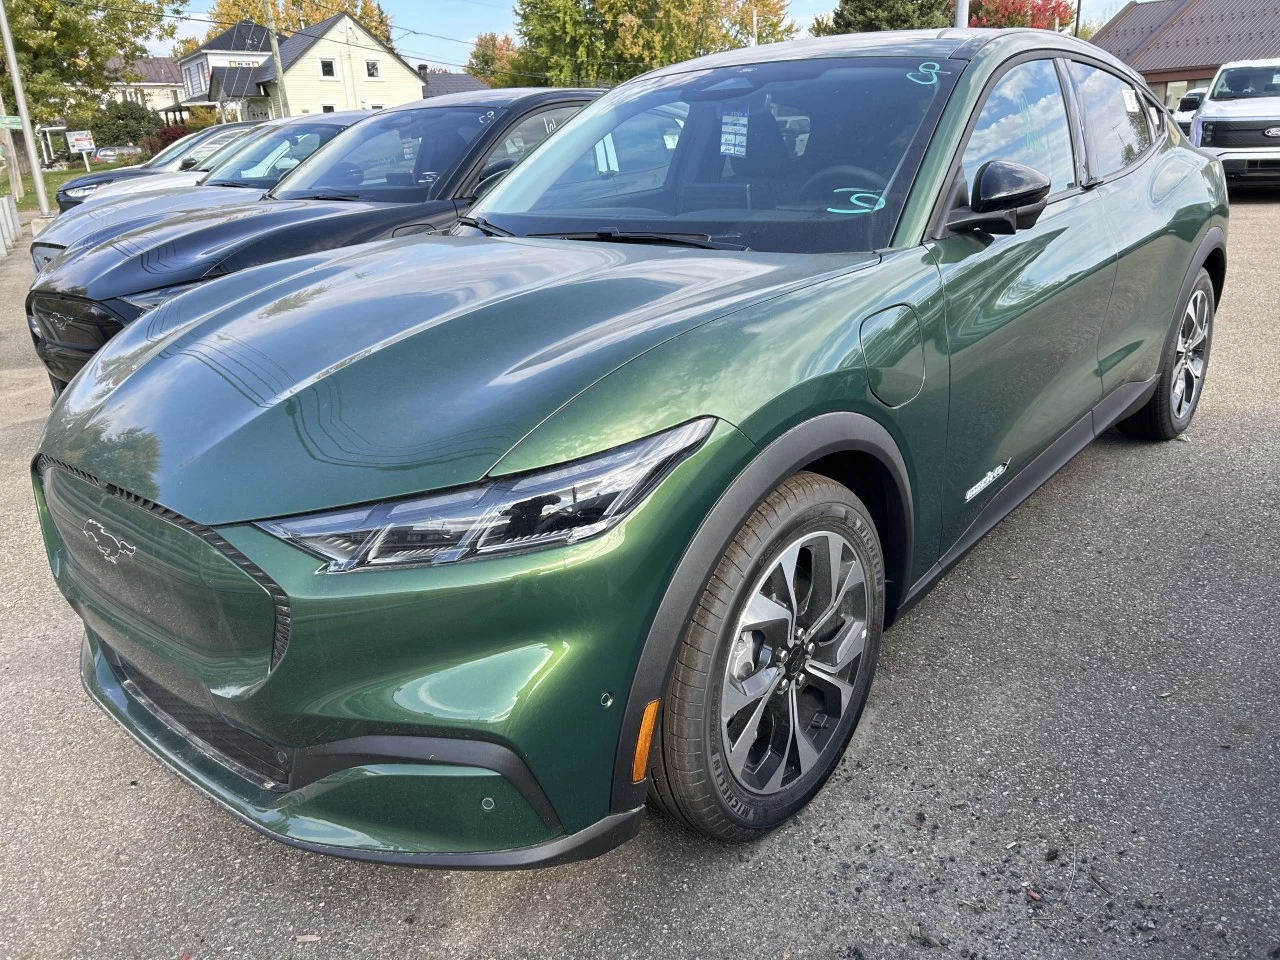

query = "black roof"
384;87;602;114
420;73;491;98
211;65;260;99
197;19;282;54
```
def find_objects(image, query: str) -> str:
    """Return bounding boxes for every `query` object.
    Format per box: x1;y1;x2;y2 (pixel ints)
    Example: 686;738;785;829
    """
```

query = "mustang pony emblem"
82;520;136;563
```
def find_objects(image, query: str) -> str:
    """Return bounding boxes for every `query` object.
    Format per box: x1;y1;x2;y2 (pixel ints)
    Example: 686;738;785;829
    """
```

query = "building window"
365;59;380;79
321;104;336;113
320;58;336;78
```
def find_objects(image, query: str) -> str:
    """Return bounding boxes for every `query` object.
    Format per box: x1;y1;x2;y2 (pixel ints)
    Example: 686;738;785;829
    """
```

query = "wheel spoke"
808;538;863;638
722;663;780;720
741;590;792;632
805;658;857;714
825;616;867;672
726;671;781;776
775;542;803;615
788;687;821;777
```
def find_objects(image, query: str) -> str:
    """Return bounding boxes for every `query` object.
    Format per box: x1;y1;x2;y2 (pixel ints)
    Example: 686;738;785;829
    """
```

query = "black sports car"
28;88;599;393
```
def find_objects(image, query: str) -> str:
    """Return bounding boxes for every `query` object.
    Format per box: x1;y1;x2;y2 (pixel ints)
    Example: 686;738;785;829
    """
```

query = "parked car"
1191;58;1280;186
55;122;257;212
90;145;144;164
73;112;368;209
28;88;598;393
1172;86;1207;134
34;29;1226;868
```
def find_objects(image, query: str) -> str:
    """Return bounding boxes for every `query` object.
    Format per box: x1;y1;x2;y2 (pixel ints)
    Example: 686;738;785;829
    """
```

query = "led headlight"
259;419;715;572
118;282;205;314
64;183;108;199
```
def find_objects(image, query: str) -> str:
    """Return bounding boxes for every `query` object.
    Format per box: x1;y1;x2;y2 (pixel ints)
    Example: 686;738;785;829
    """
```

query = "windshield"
190;125;264;173
472;57;957;254
202;120;350;189
143;130;202;169
271;106;502;203
184;126;257;170
1210;66;1280;100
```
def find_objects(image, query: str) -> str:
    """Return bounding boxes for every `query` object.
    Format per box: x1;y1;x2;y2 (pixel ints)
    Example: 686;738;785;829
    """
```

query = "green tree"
65;100;160;146
810;0;950;35
203;0;395;48
494;0;797;87
0;0;177;125
465;31;519;86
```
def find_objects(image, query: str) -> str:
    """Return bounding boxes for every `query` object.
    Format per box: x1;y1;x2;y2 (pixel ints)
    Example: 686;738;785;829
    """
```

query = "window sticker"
720;105;748;157
1122;88;1140;113
826;189;886;215
907;62;947;86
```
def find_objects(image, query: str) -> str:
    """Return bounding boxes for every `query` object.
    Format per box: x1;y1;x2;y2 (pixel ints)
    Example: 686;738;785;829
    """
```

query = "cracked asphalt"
1;197;1277;960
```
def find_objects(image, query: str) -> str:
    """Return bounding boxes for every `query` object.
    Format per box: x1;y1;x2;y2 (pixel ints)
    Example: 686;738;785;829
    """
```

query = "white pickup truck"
1190;59;1280;187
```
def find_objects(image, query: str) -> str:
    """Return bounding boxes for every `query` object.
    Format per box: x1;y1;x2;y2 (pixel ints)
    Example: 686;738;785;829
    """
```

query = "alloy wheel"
719;529;869;795
1171;288;1210;421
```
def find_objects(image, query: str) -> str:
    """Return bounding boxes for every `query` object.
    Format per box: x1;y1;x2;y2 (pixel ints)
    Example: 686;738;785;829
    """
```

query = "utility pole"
955;0;969;28
751;7;758;46
1074;0;1083;37
263;0;291;117
0;0;47;216
0;84;24;199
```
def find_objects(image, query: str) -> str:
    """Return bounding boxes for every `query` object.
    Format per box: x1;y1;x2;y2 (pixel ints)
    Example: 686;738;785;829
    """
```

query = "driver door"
928;57;1118;552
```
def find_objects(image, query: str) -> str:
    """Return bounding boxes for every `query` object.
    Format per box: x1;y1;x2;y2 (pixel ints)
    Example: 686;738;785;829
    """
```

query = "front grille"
1206;121;1280;148
27;293;123;349
36;455;292;668
103;644;293;791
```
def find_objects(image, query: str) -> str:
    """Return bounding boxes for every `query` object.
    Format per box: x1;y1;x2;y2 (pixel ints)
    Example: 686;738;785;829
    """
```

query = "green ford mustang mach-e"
33;29;1227;867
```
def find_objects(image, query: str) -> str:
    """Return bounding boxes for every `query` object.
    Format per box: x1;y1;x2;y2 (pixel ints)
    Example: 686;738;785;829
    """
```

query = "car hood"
35;187;271;256
56;165;152;194
41;235;869;525
79;171;206;204
33;196;419;300
1197;95;1280;120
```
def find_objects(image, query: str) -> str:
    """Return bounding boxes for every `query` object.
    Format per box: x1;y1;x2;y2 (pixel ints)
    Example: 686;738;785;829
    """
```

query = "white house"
105;57;188;124
177;13;424;120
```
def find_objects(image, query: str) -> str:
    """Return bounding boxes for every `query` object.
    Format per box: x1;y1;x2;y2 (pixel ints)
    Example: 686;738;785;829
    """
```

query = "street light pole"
1075;0;1083;36
0;0;49;216
955;0;970;29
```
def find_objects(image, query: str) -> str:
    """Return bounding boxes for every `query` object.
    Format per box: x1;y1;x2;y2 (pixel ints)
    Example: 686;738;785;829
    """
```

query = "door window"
477;105;581;174
1067;62;1153;178
960;59;1077;200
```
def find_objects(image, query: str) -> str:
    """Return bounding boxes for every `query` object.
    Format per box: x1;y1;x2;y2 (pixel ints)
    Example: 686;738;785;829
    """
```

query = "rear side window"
1067;62;1153;178
960;59;1077;198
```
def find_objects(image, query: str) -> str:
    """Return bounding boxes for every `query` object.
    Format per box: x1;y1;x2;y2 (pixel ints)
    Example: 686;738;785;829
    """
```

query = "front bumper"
1202;146;1280;184
82;631;642;868
38;421;757;865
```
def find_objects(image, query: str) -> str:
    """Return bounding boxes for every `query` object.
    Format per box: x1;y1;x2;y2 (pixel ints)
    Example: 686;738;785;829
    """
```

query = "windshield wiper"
457;215;513;237
531;229;747;251
204;180;257;188
289;192;367;202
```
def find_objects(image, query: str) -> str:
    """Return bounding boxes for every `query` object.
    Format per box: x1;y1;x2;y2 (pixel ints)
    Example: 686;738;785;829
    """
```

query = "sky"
152;0;1126;68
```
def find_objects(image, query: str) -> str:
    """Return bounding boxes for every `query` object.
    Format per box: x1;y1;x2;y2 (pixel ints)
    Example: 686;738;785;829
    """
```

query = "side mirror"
178;156;198;170
947;160;1051;235
1177;95;1201;112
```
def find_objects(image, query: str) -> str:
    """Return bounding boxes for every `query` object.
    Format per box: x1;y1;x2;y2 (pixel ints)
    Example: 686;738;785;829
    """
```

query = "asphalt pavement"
1;199;1277;960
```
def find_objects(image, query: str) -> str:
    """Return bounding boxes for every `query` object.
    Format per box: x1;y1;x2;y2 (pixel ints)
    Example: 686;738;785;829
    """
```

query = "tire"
648;471;885;840
1118;268;1215;441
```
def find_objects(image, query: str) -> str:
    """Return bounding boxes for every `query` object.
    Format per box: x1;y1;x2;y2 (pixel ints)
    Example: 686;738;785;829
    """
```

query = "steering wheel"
800;165;888;209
